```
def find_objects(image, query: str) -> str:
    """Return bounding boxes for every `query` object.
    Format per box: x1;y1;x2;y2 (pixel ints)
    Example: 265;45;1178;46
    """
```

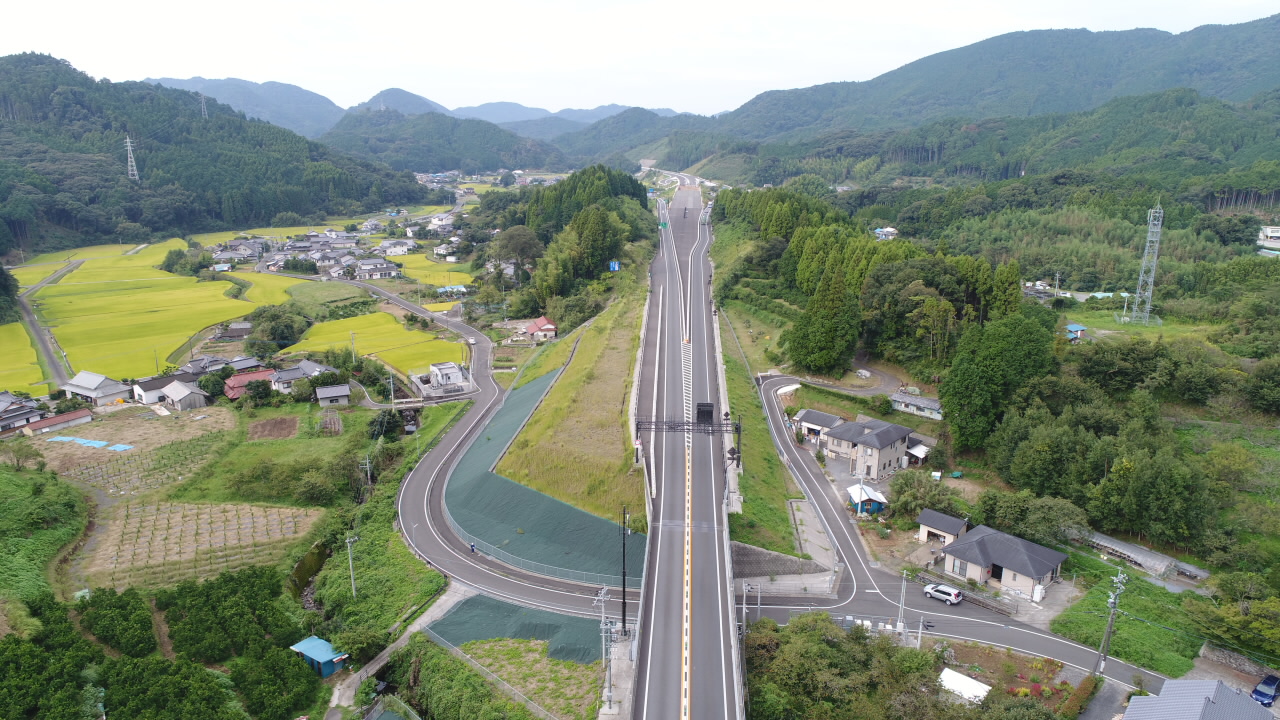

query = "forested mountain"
146;77;345;138
499;116;588;140
683;87;1280;203
320;109;567;173
553;108;713;161
0;54;426;256
459;102;683;126
349;88;453;116
714;13;1280;140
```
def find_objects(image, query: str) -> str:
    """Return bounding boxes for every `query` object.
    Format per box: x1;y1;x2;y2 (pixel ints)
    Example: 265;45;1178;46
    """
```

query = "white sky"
4;1;1276;116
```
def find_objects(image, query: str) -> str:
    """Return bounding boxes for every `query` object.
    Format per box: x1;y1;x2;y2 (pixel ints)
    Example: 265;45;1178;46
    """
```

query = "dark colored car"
1252;674;1279;707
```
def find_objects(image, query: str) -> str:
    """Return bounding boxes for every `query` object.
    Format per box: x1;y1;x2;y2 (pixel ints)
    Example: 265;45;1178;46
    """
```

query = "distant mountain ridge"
146;77;345;138
713;14;1280;140
349;88;452;116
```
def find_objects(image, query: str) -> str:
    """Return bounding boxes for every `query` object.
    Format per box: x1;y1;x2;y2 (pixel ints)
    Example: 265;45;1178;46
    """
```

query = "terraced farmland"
284;311;463;376
0;323;45;390
226;272;310;304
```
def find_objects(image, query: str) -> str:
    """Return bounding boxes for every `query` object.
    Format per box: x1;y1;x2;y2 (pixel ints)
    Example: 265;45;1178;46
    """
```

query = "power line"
1092;569;1127;677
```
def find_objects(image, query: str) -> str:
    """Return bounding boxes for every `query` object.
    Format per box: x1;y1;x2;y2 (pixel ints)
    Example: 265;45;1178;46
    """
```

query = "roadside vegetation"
0;467;87;637
496;292;646;526
385;634;539;720
462;638;601;720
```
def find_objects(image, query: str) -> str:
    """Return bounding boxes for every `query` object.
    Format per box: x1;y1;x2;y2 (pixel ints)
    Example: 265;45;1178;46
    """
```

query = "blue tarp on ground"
444;371;646;583
107;444;133;452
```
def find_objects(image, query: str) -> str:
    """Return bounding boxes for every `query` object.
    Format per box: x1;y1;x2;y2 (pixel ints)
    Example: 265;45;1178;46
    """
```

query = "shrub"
77;587;156;658
1057;675;1100;720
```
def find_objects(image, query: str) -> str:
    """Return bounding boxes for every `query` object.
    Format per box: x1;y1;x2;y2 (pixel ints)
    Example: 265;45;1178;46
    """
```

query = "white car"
468;337;477;345
923;583;964;606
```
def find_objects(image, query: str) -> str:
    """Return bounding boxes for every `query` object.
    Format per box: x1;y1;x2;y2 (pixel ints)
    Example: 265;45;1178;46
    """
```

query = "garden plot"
36;406;235;474
61;431;231;497
79;501;323;589
247;417;298;441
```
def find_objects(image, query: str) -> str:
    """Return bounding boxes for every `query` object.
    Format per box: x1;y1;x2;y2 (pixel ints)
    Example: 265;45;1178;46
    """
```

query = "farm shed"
793;408;843;441
61;371;131;407
20;408;92;436
917;508;968;545
315;384;350;406
847;484;887;515
289;636;349;678
161;380;208;412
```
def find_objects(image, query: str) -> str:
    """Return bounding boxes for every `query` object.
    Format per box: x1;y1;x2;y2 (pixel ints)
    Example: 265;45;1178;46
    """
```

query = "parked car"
1252;674;1279;707
923;583;964;606
468;337;477;345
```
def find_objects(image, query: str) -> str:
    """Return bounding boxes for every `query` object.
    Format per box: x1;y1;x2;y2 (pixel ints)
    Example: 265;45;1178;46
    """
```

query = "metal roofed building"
890;391;943;420
289;636;349;678
1123;679;1270;720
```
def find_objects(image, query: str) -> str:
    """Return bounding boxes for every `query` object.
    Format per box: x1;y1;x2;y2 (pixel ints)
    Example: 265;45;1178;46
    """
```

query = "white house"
429;362;466;387
61;371;131;407
354;259;400;280
874;227;899;241
890;392;943;420
524;316;558;342
379;240;414;256
824;418;914;479
1259;226;1280;248
133;372;199;404
793;408;842;441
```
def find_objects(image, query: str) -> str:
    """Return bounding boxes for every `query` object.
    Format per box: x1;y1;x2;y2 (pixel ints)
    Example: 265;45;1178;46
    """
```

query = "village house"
525;316;558;342
180;355;229;377
214;322;253;342
793;408;843;442
890;391;944;420
874;227;899;241
916;509;968;545
354;259;400;280
1065;324;1088;343
1123;679;1270;720
315;384;351;406
824;418;915;479
939;525;1067;600
429;362;466;388
270;360;337;392
378;239;414;256
132;372;200;404
847;484;888;515
222;369;275;400
61;371;132;407
162;380;209;411
20;408;92;436
362;219;384;232
227;356;264;372
0;391;46;435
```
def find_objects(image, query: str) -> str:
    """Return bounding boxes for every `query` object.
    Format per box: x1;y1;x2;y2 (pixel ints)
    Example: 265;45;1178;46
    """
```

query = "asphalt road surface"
633;179;741;720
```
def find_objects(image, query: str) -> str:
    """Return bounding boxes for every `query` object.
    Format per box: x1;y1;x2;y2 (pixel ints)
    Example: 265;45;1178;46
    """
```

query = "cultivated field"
425;301;457;312
496;295;645;522
396;253;473;286
61;430;233;498
9;263;64;287
35;405;236;472
284;311;463;376
26;243;138;264
0;322;45;390
226;272;309;304
79;501;323;589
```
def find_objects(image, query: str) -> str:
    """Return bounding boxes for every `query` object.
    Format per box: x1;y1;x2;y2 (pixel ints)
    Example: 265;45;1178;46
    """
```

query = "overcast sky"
4;1;1276;115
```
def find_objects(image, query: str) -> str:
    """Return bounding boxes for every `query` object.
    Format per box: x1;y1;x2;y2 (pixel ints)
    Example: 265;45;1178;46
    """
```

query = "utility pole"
620;505;630;636
199;93;208;119
1092;570;1128;677
349;332;357;365
896;569;907;633
125;135;139;181
1054;271;1061;297
345;535;360;599
594;588;613;711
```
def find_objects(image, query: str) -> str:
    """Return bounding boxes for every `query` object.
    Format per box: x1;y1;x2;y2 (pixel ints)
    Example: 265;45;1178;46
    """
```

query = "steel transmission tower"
125;135;139;181
1129;205;1163;326
199;93;208;119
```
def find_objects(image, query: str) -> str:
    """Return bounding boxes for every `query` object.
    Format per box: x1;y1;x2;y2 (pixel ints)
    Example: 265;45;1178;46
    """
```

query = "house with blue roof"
290;636;349;677
1065;323;1087;343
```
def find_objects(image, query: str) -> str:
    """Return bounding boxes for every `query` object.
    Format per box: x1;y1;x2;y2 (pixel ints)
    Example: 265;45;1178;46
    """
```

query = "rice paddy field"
425;301;457;312
0;323;45;390
29;240;252;379
284;311;463;376
190;219;366;246
226;272;309;304
397;253;473;286
25;243;139;264
9;264;65;287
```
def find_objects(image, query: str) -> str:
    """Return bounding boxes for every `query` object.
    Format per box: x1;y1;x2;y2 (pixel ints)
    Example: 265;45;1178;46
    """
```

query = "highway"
633;179;740;720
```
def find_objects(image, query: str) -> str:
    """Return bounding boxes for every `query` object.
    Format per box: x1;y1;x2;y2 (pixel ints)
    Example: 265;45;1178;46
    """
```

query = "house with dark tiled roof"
916;509;969;546
940;525;1067;599
0;391;46;435
1123;679;1270;720
824;418;913;479
793;408;842;441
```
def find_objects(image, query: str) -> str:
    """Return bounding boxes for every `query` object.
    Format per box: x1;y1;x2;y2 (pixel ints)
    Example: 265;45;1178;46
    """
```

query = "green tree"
271;211;305;227
489;225;543;287
245;380;273;402
368;409;403;439
1249;357;1280;413
197;373;225;398
888;470;961;520
498;171;517;187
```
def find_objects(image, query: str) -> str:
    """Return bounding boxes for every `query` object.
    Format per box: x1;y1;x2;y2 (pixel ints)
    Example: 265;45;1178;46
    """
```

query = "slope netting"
428;594;602;664
444;370;646;587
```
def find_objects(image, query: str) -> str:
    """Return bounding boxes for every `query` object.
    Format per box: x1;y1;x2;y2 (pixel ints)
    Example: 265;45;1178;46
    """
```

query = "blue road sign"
609;261;620;272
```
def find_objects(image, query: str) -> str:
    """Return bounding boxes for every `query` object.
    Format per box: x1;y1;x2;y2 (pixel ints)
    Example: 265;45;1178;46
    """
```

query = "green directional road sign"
659;222;668;228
